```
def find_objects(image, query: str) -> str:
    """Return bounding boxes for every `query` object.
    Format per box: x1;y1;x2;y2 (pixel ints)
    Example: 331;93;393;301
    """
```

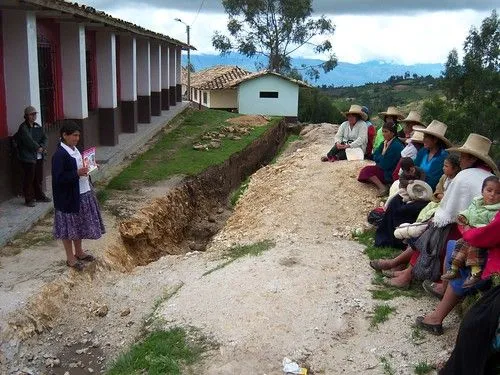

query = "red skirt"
358;165;387;183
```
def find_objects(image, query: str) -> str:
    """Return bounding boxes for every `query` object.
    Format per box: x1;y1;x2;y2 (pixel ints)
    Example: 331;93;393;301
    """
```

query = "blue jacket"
373;138;405;183
414;147;448;190
52;144;80;213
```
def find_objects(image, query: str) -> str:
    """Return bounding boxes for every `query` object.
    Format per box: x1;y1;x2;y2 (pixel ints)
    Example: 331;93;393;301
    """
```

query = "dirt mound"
226;114;270;127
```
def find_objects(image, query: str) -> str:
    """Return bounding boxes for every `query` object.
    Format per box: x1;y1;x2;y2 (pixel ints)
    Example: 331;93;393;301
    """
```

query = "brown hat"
343;104;368;121
447;133;499;175
24;106;37;116
379;106;404;120
401;111;425;126
413;120;452;148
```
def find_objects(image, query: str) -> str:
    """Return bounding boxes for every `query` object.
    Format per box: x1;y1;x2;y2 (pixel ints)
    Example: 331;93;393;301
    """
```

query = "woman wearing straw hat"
357;122;405;196
398;110;425;142
373;106;404;150
371;133;497;291
374;120;452;249
320;104;368;162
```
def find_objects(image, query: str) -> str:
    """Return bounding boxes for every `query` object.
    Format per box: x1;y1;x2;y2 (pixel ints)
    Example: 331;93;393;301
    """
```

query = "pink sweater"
463;211;500;279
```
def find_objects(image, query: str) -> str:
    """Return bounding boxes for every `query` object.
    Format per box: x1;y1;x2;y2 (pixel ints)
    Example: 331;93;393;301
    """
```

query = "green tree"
298;88;343;124
434;10;500;143
212;0;337;80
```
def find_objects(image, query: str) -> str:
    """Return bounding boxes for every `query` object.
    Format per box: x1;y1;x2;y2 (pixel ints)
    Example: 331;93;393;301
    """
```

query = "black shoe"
25;201;36;207
36;196;52;203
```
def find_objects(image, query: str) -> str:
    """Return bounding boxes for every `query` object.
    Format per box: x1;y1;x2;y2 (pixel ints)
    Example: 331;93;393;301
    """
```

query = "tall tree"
427;10;500;142
212;0;337;80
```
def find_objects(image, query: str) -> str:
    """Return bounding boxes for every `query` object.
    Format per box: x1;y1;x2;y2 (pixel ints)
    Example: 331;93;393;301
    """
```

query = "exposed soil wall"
110;118;288;270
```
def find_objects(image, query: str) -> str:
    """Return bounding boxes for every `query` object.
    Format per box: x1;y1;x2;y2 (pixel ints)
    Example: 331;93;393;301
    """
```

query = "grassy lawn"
107;109;277;190
106;328;204;375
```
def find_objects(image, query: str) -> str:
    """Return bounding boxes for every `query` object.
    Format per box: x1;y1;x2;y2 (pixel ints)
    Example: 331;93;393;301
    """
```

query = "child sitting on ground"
398;157;425;202
393;154;461;240
441;176;500;287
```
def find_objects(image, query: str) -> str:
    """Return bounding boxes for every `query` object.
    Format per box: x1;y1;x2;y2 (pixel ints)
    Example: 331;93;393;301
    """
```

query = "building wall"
209;89;237;109
238;75;299;116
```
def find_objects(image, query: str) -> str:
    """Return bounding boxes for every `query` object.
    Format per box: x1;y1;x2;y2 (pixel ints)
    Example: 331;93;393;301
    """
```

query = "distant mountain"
183;53;444;87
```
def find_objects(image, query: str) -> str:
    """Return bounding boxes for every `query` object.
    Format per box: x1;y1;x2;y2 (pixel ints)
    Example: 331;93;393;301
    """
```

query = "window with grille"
203;92;207;104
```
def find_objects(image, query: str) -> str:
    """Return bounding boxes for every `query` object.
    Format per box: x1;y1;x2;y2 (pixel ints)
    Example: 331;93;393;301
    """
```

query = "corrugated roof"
19;0;195;50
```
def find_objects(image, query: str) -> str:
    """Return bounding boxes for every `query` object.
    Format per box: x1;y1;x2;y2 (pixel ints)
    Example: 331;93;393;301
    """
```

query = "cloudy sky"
84;0;496;65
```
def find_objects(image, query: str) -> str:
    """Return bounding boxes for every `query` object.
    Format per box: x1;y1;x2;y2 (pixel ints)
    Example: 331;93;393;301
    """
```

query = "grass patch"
230;177;250;206
107;109;275;190
380;356;396;375
411;326;426;345
203;240;275;276
414;361;434;374
144;283;184;330
96;189;110;204
106;328;203;375
356;230;426;300
370;304;396;328
270;132;302;164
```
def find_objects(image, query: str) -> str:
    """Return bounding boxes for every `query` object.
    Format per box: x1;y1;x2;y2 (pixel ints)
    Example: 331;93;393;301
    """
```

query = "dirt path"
0;124;458;374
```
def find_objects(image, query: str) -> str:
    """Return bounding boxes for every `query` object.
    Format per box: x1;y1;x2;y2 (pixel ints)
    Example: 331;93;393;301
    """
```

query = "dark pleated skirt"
53;191;105;240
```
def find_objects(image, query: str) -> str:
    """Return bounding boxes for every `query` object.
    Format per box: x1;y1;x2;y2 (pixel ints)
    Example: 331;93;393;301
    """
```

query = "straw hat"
413;120;452;148
447;133;499;174
407;180;433;201
379;106;404;120
343;104;368;121
401;111;425;126
408;126;425;143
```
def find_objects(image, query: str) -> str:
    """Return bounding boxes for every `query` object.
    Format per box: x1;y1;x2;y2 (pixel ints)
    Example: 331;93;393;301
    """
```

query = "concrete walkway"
0;103;189;248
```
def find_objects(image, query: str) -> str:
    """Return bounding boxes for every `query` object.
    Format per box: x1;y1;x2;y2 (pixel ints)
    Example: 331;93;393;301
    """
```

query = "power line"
191;0;206;26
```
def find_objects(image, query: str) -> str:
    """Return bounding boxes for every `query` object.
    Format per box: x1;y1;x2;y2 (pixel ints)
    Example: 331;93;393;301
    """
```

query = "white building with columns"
0;0;192;202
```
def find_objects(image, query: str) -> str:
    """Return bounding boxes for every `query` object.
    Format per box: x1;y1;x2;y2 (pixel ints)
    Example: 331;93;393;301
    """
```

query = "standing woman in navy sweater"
52;122;105;270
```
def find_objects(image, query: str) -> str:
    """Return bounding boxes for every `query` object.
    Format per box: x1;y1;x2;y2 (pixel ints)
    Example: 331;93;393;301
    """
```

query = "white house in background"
187;66;308;120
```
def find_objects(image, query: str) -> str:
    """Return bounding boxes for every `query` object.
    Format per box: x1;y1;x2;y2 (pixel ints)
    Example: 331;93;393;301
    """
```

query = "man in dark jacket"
16;106;51;206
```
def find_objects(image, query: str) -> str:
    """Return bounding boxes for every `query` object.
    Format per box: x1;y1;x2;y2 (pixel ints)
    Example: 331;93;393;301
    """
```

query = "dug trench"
1;119;289;374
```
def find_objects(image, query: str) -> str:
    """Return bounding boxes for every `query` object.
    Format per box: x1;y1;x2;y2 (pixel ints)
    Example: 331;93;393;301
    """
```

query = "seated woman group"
368;130;499;338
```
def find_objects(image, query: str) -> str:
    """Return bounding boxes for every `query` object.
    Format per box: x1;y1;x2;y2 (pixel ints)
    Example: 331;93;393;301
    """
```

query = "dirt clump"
225;114;270;127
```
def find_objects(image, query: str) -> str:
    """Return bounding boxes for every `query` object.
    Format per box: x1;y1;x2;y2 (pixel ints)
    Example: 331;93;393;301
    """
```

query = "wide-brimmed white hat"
343;104;368;121
408;126;425;144
413;120;452;148
447;133;499;175
401;111;425;126
407;180;433;201
379;106;404;120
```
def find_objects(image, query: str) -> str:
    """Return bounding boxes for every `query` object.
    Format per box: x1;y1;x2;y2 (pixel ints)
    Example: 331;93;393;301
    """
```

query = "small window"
259;91;279;98
194;90;198;101
203;92;208;104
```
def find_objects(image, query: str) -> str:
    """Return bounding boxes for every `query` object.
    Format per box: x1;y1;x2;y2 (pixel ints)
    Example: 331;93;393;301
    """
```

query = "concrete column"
137;38;151;123
176;46;182;102
150;42;161;116
2;10;40;133
161;44;170;110
119;35;138;133
96;31;119;146
168;45;176;106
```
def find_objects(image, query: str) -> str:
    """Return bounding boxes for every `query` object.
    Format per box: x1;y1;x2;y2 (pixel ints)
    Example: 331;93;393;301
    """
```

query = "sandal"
76;252;96;262
320;156;329;162
382;270;396;278
369;259;391;271
66;260;85;271
415;316;444;336
422;280;444;300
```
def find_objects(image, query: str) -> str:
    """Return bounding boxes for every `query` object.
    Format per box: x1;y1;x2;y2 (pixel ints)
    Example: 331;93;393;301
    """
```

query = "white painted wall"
150;43;161;92
209;90;237;108
3;10;41;133
96;31;117;108
161;44;169;90
176;47;181;85
60;23;88;118
119;36;137;101
168;46;176;87
136;39;151;96
238;75;299;116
